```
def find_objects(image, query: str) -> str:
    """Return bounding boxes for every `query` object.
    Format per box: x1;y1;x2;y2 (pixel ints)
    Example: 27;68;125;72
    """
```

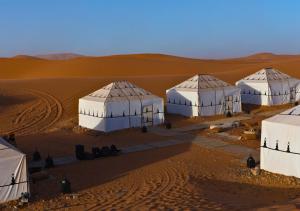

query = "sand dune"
1;53;300;84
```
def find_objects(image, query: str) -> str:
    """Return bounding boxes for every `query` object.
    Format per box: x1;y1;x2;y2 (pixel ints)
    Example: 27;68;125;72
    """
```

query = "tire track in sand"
3;89;63;136
86;166;185;210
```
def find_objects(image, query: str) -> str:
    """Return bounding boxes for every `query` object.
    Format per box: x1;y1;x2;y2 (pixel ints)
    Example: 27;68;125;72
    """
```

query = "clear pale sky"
0;0;300;58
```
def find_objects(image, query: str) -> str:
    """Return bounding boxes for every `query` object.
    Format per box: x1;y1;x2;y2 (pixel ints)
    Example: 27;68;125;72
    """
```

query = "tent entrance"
290;87;296;103
224;95;233;114
142;105;153;126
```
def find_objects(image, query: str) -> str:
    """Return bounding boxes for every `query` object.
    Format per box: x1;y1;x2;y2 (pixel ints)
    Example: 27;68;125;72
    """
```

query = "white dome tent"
0;138;29;203
261;105;300;178
236;68;300;106
79;81;164;132
166;74;242;117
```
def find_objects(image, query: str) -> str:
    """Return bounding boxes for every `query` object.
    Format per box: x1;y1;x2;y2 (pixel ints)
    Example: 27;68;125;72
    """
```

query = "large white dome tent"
79;81;164;132
261;105;300;178
236;68;300;106
0;138;29;203
166;74;242;117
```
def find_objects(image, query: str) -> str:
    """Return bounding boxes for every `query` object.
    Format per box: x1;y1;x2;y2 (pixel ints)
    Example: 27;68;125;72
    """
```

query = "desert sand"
1;53;300;210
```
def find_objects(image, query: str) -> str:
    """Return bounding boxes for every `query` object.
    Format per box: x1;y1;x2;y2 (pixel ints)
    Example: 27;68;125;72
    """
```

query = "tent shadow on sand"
27;130;196;202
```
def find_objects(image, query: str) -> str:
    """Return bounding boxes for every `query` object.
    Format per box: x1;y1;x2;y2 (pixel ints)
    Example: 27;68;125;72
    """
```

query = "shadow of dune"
190;176;300;210
0;94;35;107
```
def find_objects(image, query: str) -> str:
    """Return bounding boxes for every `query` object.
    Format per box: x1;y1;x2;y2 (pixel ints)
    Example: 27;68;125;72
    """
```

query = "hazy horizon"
1;0;300;58
3;51;300;60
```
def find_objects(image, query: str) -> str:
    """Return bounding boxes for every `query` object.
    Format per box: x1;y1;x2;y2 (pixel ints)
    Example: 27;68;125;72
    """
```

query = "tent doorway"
224;95;233;114
142;105;153;126
290;87;296;103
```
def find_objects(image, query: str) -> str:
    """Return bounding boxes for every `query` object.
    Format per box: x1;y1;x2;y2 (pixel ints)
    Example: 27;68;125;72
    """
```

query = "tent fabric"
79;81;164;132
236;68;300;105
261;105;300;178
166;74;242;117
0;138;29;203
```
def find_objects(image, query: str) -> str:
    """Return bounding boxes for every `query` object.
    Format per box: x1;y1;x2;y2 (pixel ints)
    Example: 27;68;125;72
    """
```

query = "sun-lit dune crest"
11;54;44;60
244;52;300;60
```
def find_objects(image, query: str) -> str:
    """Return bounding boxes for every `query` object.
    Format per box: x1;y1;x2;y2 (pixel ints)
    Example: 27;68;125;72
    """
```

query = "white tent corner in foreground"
261;105;300;178
0;138;29;204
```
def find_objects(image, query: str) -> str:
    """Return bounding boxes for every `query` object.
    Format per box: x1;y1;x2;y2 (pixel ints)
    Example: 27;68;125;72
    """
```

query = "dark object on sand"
45;155;54;168
247;155;256;169
165;122;172;129
226;111;232;117
101;146;111;157
61;178;71;194
110;144;121;155
141;126;147;133
295;101;299;106
32;150;42;161
8;133;15;142
75;144;85;160
92;147;101;158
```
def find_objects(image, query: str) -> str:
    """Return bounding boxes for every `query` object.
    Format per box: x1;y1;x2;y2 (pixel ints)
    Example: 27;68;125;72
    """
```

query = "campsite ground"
1;53;300;210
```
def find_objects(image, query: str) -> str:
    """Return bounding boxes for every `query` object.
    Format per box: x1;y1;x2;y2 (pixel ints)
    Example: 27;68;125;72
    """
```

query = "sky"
0;0;300;58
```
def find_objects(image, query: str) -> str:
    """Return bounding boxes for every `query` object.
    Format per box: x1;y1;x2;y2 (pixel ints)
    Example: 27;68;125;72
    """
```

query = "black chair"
92;147;101;158
75;145;86;160
45;155;54;168
165;122;172;129
101;146;111;157
110;144;121;155
32;150;42;161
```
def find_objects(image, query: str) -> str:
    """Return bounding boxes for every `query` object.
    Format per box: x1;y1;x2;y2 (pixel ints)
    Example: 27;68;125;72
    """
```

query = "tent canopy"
81;81;158;103
237;68;292;83
79;81;164;132
168;74;231;92
166;74;241;117
236;68;300;105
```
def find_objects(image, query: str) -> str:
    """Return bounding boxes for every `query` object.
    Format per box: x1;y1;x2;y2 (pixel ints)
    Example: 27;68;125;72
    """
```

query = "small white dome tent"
236;68;300;106
166;74;242;117
261;105;300;178
79;81;164;132
0;138;29;203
